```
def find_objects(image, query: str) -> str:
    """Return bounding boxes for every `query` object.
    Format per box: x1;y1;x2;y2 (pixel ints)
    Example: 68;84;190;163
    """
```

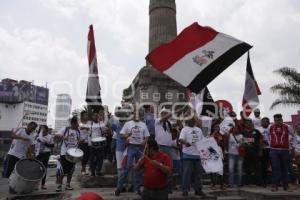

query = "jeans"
89;147;104;174
228;154;243;186
182;159;203;193
117;144;143;192
36;152;51;185
269;149;290;186
288;153;297;183
3;154;20;178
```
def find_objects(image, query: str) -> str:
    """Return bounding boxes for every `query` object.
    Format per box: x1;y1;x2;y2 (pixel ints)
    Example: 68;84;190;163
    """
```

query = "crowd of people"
2;105;300;200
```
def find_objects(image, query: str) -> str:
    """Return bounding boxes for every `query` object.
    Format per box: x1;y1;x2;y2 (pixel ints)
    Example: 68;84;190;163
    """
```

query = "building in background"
54;94;72;131
0;78;49;160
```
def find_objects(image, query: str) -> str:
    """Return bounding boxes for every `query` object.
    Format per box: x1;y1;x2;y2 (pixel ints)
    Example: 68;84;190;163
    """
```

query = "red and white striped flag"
242;52;261;117
146;22;252;93
86;25;102;111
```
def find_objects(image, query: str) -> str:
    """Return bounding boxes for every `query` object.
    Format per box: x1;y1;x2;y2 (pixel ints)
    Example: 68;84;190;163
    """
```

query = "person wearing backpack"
55;116;82;192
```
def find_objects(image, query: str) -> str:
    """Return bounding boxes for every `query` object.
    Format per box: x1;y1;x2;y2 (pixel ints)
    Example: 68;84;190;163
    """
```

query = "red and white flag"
242;52;261;117
146;22;252;93
86;25;102;111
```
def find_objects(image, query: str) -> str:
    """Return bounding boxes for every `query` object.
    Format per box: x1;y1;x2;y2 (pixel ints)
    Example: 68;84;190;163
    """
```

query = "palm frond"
270;98;300;109
273;67;300;85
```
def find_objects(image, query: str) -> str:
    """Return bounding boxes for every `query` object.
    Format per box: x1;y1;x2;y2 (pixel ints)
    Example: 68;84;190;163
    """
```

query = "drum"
91;137;107;148
65;148;84;163
9;159;45;194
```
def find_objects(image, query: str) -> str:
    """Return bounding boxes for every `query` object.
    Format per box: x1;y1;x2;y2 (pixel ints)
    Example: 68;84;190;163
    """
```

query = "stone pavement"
1;166;300;200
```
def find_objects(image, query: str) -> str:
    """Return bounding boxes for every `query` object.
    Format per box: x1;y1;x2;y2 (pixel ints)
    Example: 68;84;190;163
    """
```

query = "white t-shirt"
179;126;204;156
155;118;173;146
8;128;34;159
88;121;103;146
257;126;270;148
79;121;90;143
120;120;150;145
228;134;244;155
35;133;54;154
252;117;262;129
57;127;80;155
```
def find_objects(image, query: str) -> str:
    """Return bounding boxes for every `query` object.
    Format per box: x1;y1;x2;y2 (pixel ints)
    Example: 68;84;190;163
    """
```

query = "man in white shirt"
179;116;206;197
3;122;37;178
79;111;91;175
55;117;82;192
89;112;105;177
115;107;150;196
35;125;54;190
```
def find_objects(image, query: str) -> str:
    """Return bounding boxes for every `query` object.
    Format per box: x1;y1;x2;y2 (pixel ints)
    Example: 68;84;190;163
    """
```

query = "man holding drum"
3;121;37;178
55;116;82;192
115;107;150;196
89;111;106;177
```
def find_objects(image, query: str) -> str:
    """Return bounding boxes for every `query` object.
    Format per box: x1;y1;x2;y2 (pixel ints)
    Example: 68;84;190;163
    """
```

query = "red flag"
146;22;252;93
86;25;102;111
242;52;261;117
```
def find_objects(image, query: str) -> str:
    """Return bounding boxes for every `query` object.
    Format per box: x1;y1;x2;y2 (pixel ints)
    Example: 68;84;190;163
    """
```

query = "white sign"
196;137;223;175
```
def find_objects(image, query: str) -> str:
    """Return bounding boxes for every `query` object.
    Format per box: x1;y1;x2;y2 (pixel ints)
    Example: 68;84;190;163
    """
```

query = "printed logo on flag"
192;50;215;66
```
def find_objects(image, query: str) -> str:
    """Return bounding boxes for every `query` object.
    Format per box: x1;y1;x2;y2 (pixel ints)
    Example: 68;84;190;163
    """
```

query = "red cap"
76;192;103;200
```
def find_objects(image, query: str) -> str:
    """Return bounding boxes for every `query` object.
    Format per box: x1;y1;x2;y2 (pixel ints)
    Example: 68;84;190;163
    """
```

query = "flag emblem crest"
192;50;215;66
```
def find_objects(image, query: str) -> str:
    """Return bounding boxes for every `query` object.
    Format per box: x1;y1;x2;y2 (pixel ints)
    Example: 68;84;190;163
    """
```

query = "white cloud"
1;0;299;124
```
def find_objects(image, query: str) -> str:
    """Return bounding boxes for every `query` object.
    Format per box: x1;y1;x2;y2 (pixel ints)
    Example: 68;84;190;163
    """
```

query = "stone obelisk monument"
122;0;187;108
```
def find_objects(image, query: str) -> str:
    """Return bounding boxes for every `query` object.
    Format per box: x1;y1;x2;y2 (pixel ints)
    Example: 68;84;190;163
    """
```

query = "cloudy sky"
0;0;299;127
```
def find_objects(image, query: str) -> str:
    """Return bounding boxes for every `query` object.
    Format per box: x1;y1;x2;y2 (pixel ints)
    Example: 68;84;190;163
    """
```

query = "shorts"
58;155;75;176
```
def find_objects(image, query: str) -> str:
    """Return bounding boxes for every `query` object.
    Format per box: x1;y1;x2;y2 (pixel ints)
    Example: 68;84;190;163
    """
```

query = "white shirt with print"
8;128;34;159
57;127;80;155
120;120;150;145
35;133;54;155
179;126;204;156
88;121;103;146
228;134;244;155
79;121;91;143
154;118;173;146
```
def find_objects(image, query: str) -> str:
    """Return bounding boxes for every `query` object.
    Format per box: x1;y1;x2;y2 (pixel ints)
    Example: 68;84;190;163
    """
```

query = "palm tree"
270;67;300;109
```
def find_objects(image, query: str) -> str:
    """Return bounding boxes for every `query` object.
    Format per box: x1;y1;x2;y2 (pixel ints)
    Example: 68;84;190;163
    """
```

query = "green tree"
270;67;300;109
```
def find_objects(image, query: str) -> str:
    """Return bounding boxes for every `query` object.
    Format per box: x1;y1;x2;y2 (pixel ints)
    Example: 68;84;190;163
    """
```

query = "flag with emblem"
146;22;252;93
86;25;102;111
242;52;261;117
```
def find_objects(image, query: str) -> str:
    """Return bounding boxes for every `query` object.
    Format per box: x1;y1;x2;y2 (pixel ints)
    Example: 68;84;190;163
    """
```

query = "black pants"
36;152;50;185
3;154;20;178
79;143;90;168
142;187;168;200
261;148;270;185
244;154;262;185
89;147;104;174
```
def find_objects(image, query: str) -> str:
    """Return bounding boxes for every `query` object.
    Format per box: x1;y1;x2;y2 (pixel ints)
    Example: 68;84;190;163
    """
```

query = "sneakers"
65;185;74;190
135;189;142;196
96;172;104;177
114;188;121;196
56;185;62;192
